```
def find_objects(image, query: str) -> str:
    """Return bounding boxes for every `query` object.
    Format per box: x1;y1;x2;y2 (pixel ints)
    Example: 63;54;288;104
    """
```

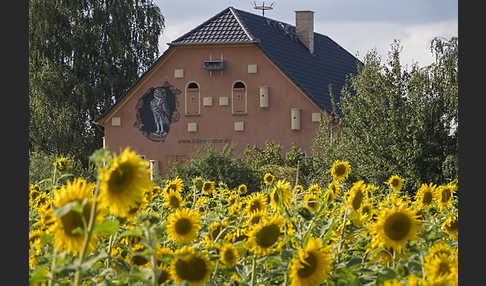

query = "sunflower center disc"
423;191;433;204
256;224;280;248
224;249;235;264
176;256;207;281
442;189;451;203
109;164;131;193
175;218;192;235
352;191;363;211
384;213;411;241
169;195;180;208
249;201;261;212
61;202;91;236
438;262;451;275
297;252;318;278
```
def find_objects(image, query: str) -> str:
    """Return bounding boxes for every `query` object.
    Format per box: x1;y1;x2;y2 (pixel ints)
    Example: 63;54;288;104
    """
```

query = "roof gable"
170;8;255;45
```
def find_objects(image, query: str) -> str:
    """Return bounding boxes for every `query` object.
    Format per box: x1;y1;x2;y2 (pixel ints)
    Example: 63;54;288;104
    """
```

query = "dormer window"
232;81;247;114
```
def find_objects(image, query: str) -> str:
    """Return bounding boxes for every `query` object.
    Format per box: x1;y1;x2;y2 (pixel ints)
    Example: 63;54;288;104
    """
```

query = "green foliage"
29;150;96;186
242;140;285;169
29;0;165;166
312;37;458;195
166;144;261;192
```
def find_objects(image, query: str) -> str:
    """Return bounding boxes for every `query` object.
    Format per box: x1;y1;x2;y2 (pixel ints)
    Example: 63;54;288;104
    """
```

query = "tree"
312;37;458;194
29;0;164;165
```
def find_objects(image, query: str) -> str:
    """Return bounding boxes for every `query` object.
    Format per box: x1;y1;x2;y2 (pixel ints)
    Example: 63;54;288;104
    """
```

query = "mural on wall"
134;81;181;142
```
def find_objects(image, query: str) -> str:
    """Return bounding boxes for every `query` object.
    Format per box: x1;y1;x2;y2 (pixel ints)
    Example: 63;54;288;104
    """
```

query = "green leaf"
80;250;108;271
53;200;83;217
119;227;143;239
345;257;363;268
93;219;120;236
29;265;48;286
40;233;53;247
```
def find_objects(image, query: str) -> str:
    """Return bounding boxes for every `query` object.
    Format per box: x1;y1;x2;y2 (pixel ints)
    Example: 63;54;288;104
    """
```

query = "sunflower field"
29;147;459;286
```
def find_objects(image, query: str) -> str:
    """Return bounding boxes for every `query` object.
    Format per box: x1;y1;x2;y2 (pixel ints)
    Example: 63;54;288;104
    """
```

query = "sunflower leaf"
53;201;82;217
29;265;48;286
80;250;108;271
119;227;143;239
93;219;119;236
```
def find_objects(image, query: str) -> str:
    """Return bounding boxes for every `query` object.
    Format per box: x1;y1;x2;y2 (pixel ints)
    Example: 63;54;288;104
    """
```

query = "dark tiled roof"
232;8;361;116
171;8;256;45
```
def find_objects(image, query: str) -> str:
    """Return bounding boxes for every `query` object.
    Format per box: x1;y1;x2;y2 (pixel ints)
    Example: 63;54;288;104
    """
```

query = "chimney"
295;11;314;53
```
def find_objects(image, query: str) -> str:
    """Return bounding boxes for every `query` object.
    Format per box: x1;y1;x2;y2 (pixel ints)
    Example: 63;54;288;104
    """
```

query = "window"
232;81;247;114
185;82;200;115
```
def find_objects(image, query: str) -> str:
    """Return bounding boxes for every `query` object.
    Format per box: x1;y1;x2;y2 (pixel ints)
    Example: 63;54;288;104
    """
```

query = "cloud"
315;19;457;67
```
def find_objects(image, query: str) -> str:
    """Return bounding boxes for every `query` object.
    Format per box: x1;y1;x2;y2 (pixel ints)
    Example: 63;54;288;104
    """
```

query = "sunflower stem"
144;226;159;286
73;177;101;286
337;206;348;263
250;254;257;286
47;246;57;286
303;194;329;248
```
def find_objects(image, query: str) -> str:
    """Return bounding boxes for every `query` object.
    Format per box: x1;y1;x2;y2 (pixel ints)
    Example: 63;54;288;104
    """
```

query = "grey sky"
154;0;457;67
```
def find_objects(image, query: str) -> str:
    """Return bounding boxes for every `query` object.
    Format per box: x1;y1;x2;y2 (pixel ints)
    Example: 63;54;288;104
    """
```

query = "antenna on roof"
252;1;274;17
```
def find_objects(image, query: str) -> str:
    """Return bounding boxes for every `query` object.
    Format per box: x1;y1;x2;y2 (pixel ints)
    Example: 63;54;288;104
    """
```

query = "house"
95;6;361;176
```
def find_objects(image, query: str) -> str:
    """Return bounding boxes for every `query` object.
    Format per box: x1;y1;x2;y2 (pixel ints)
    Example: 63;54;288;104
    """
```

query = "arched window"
185;82;200;115
232;81;247;114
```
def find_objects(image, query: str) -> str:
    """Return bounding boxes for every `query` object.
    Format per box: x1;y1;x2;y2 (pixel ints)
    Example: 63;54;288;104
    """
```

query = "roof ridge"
229;7;255;42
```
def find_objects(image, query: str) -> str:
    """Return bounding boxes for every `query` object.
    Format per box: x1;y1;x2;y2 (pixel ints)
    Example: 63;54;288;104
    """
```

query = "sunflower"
425;242;456;263
293;185;304;195
224;227;248;243
158;264;172;285
441;214;458;239
219;242;240;268
414;183;437;210
387;175;404;192
167;208;201;244
245;192;268;214
195;196;210;213
245;210;267;227
270;179;292;211
163;189;183;210
98;147;152;218
304;193;320;213
56;157;69;171
29;229;44;255
359;199;374;223
264;173;275;185
163;177;184;194
226;193;241;215
33;192;52;211
307;184;321;195
238;184;248;195
130;243;150;267
29;184;41;205
51;178;99;255
155;245;174;267
346;180;365;214
35;207;56;232
202;181;215;196
169;246;212;286
423;253;458;283
327;181;340;201
246;215;284;256
330;160;351;182
289;236;332;286
204;221;228;247
368;204;422;254
436;184;456;210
